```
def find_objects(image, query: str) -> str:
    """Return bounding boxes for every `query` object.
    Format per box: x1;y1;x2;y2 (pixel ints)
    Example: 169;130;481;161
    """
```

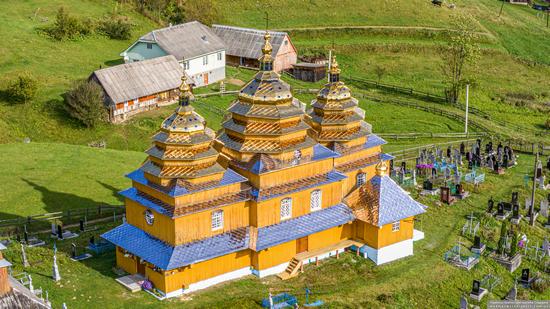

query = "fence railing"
0;205;124;236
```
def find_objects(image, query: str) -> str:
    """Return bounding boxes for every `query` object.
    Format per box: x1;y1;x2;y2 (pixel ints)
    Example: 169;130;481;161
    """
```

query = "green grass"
1;143;548;308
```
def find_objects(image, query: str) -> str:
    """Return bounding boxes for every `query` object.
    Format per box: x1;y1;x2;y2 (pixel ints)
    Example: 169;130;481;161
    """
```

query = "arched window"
280;198;293;220
211;210;224;231
357;172;367;186
310;190;322;211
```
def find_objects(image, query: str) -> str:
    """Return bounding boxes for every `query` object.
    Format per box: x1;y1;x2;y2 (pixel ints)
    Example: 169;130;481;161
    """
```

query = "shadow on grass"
104;59;124;67
97;181;125;204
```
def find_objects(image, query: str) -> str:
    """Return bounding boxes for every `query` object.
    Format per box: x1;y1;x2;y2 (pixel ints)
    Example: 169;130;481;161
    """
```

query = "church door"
296;236;308;254
203;73;209;85
137;259;146;275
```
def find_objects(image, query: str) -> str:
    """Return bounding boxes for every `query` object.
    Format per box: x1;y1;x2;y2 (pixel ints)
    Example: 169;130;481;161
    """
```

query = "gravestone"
496;202;509;220
79;219;84;232
440;187;455;205
471;236;486;254
459;295;468;309
57;225;63;240
460;143;465;155
487;157;494;170
511;204;521;224
503;153;509;168
540;199;548;218
519;268;531;286
512;192;519;205
505;284;517;301
468;160;473;170
536;162;543;179
447;147;451;158
470;279;487;301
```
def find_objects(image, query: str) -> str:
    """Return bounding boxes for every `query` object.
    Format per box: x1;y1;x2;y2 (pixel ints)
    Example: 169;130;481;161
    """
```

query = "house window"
146;43;153;49
310;190;322;211
211;210;224;231
183;61;189;70
203;56;208;65
392;221;400;232
217;52;222;61
356;172;367;186
280;198;292;220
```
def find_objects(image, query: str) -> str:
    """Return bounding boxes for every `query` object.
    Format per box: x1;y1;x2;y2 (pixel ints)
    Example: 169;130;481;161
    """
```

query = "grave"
469;280;487;302
471;236;486;254
87;236;115;254
495;202;510;220
541;195;549;217
70;243;92;261
459;295;468;309
440;186;456;205
52;224;78;240
505;284;517;301
24;233;45;248
453;183;469;200
510;204;522;225
493;252;522;273
420;178;439;196
493;161;505;175
518;268;534;287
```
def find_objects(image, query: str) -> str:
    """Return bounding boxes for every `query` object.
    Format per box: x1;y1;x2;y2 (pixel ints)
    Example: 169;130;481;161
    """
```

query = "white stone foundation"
413;229;425;241
362;239;414;265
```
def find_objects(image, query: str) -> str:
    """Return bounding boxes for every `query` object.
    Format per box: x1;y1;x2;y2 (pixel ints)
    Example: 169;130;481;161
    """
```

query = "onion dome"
307;53;371;149
142;75;225;186
375;161;388;176
216;31;315;166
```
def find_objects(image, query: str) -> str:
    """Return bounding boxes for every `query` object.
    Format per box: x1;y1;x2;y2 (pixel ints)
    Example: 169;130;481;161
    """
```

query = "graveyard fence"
0;205;124;236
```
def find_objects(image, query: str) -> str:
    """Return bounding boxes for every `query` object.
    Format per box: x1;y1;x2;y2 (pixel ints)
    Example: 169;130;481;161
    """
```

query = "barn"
212;25;297;73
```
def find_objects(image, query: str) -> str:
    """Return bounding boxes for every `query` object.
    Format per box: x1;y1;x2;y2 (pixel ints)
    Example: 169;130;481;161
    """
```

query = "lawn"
1;144;548;308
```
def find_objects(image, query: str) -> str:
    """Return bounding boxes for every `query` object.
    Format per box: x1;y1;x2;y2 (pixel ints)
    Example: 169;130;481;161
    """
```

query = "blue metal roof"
312;144;340;160
126;168;247;197
370;175;426;226
251;170;347;202
364;134;387;149
255;203;354;251
120;188;171;216
101;224;249;270
381;153;395;161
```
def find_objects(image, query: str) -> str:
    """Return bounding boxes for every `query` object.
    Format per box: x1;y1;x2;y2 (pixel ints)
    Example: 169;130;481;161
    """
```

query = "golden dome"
376;161;388;176
258;31;274;64
179;75;194;104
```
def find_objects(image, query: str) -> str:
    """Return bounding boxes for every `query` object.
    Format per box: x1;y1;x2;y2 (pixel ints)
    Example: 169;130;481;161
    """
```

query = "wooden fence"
0;205;124;236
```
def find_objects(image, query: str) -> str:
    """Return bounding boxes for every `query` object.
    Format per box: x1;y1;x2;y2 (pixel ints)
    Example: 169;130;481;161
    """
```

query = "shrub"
64;80;107;128
46;7;88;40
100;16;132;40
6;74;38;104
545;118;550;130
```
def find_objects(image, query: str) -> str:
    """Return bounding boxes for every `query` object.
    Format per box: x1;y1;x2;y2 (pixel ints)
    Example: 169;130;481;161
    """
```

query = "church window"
217;52;222;61
211;210;224;231
280;198;292;220
357;172;366;186
146;43;152;49
310;190;322;211
203;56;208;65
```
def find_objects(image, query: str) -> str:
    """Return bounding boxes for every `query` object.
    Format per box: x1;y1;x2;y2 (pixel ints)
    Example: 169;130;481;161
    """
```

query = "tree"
509;232;519;257
47;7;85;40
100;16;133;40
374;65;387;83
6;73;38;104
441;15;479;104
497;222;508;255
64;80;107;128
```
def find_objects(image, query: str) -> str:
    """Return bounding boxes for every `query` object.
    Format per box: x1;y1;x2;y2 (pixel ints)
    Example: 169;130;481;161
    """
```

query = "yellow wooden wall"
354;217;414;249
307;223;352;251
252;240;295;270
250;181;343;227
174;201;249;244
116;247;138;274
163;250;251;293
126;199;176;244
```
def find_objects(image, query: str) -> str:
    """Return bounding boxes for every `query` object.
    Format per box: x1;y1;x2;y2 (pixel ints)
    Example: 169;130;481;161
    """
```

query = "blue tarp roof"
126;168;247;197
370;175;426;226
255;203;354;251
102;223;249;270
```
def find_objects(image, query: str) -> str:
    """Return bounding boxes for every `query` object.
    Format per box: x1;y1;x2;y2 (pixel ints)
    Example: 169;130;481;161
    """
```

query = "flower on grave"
416;164;434;169
142;279;153;290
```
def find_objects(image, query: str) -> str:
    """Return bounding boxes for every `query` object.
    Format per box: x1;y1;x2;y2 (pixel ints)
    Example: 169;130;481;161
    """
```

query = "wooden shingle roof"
92;55;190;104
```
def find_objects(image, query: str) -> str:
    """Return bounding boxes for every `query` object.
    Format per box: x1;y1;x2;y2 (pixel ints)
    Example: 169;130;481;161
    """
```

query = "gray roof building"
211;25;288;59
91;55;191;104
136;21;225;60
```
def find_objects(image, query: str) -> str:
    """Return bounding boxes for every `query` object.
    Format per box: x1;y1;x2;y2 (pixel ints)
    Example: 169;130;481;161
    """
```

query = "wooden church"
102;31;426;298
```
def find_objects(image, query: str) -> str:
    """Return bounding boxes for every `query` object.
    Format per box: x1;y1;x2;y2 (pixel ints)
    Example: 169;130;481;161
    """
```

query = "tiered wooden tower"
103;33;426;298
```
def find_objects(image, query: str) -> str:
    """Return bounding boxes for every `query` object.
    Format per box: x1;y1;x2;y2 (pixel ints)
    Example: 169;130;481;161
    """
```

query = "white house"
120;21;226;87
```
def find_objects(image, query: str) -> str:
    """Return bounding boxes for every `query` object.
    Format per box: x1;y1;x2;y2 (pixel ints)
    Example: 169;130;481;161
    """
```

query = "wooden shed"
292;62;326;82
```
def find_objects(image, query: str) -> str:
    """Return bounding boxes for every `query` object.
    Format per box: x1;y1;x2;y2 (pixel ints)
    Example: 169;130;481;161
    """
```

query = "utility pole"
499;0;505;17
465;83;470;135
529;153;539;226
547;8;549;28
327;49;332;83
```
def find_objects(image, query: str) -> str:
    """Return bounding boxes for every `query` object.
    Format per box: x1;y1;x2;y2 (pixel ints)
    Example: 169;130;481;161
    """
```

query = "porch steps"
277;257;302;280
115;274;145;293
